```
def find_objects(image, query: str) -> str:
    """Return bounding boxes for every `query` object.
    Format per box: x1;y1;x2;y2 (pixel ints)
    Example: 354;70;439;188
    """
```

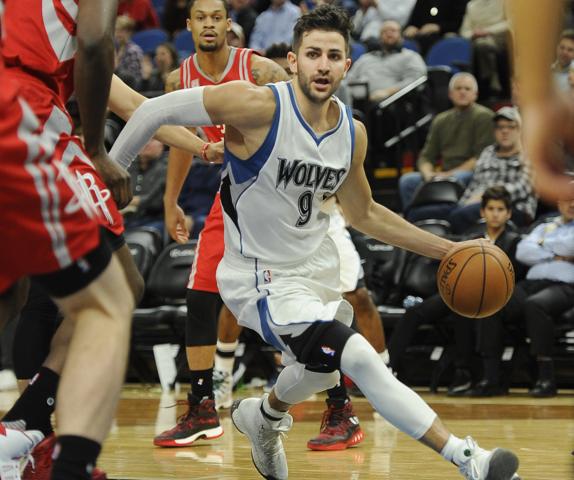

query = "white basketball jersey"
220;81;355;265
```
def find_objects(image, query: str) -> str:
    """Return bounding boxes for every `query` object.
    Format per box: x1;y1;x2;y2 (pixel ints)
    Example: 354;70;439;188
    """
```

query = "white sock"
215;340;238;374
440;434;467;466
340;334;437;439
261;394;287;426
380;349;390;365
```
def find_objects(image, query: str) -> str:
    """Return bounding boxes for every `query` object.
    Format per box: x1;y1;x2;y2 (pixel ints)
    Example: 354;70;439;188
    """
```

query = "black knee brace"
185;289;222;347
13;282;62;379
285;320;357;372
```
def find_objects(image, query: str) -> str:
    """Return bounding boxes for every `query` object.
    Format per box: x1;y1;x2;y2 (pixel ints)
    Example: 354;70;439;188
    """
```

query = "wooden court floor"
1;385;573;479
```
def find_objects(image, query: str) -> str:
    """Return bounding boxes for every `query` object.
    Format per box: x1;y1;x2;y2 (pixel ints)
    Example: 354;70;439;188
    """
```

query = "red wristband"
201;143;210;162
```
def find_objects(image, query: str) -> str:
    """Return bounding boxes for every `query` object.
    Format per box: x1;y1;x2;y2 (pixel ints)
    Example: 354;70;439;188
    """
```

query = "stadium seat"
132;28;168;55
124;226;163;281
129;241;197;382
407;178;464;211
350;42;366;64
174;30;195;54
403;39;419;53
425;37;471;73
425;66;453;113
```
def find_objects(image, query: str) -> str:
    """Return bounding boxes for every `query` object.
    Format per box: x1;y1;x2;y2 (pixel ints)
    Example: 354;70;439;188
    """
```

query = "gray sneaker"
458;436;520;480
231;396;292;480
213;369;233;411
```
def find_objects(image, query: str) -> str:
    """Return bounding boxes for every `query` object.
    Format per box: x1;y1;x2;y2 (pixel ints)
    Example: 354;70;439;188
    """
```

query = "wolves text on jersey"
275;157;347;193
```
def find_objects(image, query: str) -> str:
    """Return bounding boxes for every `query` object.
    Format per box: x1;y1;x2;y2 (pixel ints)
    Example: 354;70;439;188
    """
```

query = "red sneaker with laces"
22;434;107;479
307;400;364;451
153;397;223;447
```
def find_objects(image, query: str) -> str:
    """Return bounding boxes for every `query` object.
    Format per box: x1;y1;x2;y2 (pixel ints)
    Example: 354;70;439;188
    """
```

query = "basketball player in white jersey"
110;6;520;479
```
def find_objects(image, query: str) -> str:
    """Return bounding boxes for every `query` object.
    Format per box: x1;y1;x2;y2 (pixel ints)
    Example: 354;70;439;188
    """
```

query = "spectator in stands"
403;0;470;56
408;107;536;230
377;0;417;28
123;139;169;232
163;0;189;35
115;15;144;90
227;22;246;48
552;29;574;91
118;0;160;31
229;0;259;45
388;187;522;396
474;195;574;398
459;0;510;100
345;20;427;103
140;43;179;92
249;0;301;53
351;0;382;42
399;72;494;210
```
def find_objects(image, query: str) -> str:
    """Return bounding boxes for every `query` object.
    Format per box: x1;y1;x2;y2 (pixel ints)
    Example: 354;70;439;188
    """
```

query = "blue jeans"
399;170;474;211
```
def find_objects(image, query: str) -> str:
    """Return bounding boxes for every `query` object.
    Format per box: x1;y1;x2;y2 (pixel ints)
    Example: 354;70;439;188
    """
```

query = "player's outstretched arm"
108;75;222;163
76;0;132;208
337;119;455;260
110;81;275;168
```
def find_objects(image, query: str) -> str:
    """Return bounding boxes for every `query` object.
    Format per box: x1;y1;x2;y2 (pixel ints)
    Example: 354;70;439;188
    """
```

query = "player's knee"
186;289;221;346
305;368;340;391
340;333;381;378
347;287;373;314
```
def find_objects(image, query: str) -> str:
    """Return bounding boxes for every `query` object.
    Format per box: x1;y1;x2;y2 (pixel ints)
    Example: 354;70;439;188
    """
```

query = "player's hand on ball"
94;152;133;208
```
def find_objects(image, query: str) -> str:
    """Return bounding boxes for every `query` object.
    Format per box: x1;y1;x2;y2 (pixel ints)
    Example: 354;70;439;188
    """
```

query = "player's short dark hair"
292;5;352;55
481;186;512;210
265;43;291;60
561;29;574;43
187;0;229;18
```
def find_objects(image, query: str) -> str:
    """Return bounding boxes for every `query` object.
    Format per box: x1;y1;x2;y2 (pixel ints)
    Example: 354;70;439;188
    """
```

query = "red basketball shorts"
187;192;224;293
0;94;100;293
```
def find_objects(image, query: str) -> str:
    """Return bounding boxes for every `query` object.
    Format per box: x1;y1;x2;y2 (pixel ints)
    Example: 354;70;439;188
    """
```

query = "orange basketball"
437;240;515;318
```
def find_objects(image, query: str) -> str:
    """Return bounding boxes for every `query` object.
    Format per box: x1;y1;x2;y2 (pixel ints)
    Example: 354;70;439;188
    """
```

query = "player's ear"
287;51;298;75
226;18;232;32
344;57;351;77
186;18;192;32
479;208;485;219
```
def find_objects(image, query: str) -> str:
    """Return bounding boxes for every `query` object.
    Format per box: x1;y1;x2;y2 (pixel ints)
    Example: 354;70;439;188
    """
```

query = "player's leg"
307;221;384;451
45;249;133;479
526;282;574;397
154;201;225;447
238;321;519;480
213;305;242;410
0;278;29;332
153;288;223;447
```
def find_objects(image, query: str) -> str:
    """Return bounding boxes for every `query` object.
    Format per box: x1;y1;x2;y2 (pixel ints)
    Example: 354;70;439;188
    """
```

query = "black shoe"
447;369;472;397
529;380;557;398
466;379;508;397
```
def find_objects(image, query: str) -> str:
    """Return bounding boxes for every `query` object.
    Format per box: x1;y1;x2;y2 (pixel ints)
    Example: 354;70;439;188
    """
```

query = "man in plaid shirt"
408;106;536;232
452;106;536;232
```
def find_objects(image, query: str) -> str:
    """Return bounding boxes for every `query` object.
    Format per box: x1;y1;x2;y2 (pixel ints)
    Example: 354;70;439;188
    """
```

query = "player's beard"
198;41;220;52
297;70;339;105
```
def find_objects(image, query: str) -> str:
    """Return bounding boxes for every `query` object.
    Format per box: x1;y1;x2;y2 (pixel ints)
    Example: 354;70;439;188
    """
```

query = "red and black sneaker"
23;434;107;480
307;400;364;451
153;397;223;447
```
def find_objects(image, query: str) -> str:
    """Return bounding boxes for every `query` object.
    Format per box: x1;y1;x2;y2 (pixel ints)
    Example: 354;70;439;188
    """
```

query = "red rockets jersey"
2;0;78;106
179;47;256;143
